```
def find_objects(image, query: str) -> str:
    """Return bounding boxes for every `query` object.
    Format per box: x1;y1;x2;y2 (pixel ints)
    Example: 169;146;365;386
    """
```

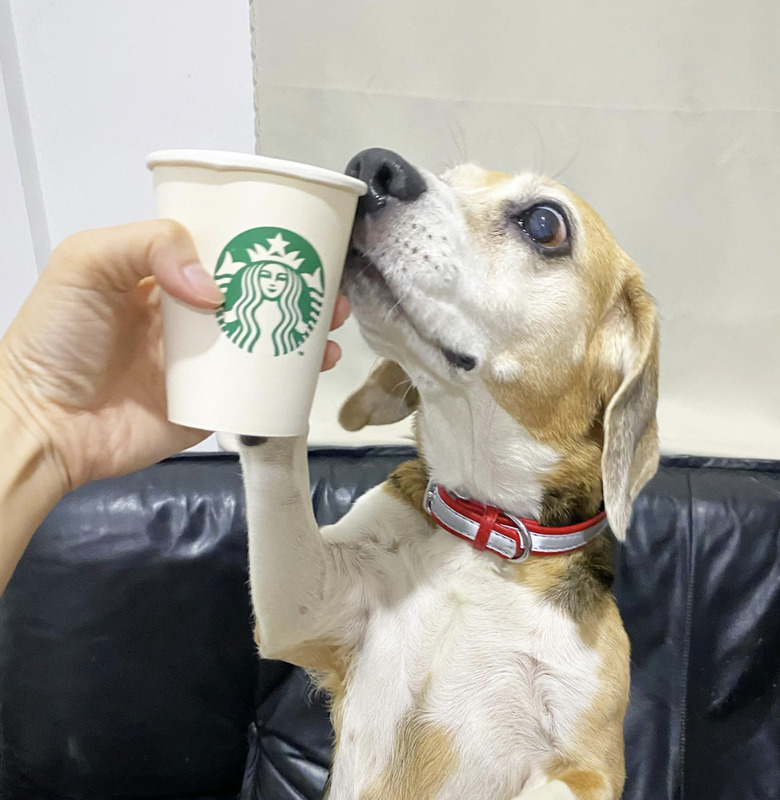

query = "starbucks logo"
214;227;324;356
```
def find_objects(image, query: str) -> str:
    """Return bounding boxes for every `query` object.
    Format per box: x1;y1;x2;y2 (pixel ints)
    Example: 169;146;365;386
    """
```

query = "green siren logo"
214;227;324;356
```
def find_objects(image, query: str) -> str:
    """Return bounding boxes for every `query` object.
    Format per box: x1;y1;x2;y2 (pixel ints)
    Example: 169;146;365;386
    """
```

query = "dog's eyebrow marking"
444;165;511;192
477;169;512;188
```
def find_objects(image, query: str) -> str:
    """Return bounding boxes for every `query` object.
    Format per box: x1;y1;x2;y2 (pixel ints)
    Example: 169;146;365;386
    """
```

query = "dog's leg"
239;435;356;660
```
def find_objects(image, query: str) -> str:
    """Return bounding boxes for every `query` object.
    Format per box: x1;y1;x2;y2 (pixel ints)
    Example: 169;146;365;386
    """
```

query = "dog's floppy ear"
339;359;419;431
601;273;659;540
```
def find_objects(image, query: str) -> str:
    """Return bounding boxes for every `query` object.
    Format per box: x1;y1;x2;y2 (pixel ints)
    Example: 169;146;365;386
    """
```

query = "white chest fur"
415;382;560;519
325;494;601;800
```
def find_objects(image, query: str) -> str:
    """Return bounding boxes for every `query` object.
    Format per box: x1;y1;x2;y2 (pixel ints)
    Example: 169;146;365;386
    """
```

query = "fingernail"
182;263;224;306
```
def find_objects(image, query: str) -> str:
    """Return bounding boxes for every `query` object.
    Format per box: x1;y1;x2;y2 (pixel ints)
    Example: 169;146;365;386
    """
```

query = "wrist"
0;391;69;497
0;352;71;497
0;391;69;594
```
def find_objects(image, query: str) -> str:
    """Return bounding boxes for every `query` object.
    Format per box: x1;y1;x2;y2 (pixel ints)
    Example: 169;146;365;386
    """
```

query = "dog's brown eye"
518;205;568;249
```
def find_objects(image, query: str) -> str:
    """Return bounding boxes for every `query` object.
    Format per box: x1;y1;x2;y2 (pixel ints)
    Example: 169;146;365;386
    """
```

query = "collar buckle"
505;514;533;562
423;478;437;515
422;479;608;561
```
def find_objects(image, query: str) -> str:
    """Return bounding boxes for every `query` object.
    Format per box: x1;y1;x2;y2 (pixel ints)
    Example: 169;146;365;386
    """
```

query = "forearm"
0;397;66;595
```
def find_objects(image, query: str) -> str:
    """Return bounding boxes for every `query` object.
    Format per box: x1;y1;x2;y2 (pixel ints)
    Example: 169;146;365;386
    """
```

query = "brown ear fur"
601;273;659;540
339;360;419;432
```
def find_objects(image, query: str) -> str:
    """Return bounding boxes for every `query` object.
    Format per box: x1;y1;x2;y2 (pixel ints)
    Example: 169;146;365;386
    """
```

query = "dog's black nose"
346;148;427;217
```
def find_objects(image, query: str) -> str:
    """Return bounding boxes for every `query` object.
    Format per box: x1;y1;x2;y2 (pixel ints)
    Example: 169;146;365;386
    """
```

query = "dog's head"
340;148;658;539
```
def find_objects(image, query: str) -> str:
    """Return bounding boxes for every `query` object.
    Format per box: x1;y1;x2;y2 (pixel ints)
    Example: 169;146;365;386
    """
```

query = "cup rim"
146;149;367;195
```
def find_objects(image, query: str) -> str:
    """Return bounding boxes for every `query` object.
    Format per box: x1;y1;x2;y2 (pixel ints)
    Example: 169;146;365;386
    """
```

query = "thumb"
50;219;224;309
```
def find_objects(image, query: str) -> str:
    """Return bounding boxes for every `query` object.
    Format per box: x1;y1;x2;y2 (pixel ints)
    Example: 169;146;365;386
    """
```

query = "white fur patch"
240;441;599;800
243;161;639;799
491;352;524;381
325;495;600;799
417;381;559;519
512;779;579;799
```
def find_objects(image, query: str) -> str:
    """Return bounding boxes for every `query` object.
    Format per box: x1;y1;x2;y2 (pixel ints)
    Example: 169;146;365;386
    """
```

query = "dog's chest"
330;552;601;799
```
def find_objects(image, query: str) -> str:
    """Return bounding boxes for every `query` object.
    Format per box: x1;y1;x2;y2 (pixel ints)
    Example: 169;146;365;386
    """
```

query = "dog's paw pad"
240;435;268;447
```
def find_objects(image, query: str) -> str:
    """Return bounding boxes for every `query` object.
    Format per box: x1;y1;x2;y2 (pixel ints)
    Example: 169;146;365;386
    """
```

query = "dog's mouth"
344;246;477;372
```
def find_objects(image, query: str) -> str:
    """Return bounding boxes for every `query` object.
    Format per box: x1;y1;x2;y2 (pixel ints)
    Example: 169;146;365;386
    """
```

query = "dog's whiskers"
389;379;409;395
551;128;583;181
446;117;469;166
383;298;404;322
398;382;417;410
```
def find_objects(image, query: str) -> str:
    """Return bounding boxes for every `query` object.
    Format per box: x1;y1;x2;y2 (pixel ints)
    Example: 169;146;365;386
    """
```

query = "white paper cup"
146;149;366;436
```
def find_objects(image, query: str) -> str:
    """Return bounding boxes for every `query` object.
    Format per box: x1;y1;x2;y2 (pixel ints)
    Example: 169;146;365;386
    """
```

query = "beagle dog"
238;148;659;800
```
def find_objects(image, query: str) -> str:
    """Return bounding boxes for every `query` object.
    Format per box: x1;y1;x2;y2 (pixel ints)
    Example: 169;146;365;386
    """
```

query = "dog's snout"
346;148;427;218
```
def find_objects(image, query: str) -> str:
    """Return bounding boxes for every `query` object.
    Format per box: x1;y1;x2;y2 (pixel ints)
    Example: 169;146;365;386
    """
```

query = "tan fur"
382;458;432;521
317;159;655;798
481;187;658;539
557;770;609;800
255;618;356;768
479;169;512;187
508;539;615;650
278;640;352;695
600;278;660;539
546;600;630;799
340;359;420;431
448;164;511;191
488;353;618;526
383;457;617;650
273;636;355;786
484;193;639;493
360;706;458;800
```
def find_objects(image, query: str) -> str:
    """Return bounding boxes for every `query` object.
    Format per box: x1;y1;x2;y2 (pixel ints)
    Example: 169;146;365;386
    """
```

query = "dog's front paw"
236;435;305;471
240;435;268;447
217;432;270;451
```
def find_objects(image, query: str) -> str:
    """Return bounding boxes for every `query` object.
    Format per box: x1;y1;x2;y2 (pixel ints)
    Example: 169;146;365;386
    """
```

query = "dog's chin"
342;248;478;375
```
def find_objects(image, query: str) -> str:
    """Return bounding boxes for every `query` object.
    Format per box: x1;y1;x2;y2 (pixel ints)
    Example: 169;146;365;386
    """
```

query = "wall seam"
0;0;50;272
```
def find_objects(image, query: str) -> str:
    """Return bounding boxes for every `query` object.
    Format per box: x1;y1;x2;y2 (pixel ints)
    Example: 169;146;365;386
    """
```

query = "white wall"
1;0;255;450
1;0;255;328
4;1;778;459
254;0;780;459
0;0;38;333
0;65;37;331
9;1;255;250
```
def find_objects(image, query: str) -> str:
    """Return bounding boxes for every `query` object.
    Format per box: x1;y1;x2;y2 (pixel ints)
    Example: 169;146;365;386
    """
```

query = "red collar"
423;482;609;562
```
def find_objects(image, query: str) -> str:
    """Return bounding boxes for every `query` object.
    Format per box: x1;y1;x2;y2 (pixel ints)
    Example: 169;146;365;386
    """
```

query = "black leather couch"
1;448;778;799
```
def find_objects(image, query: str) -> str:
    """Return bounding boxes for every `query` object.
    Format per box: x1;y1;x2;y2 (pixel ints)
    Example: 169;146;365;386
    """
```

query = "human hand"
0;220;350;492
